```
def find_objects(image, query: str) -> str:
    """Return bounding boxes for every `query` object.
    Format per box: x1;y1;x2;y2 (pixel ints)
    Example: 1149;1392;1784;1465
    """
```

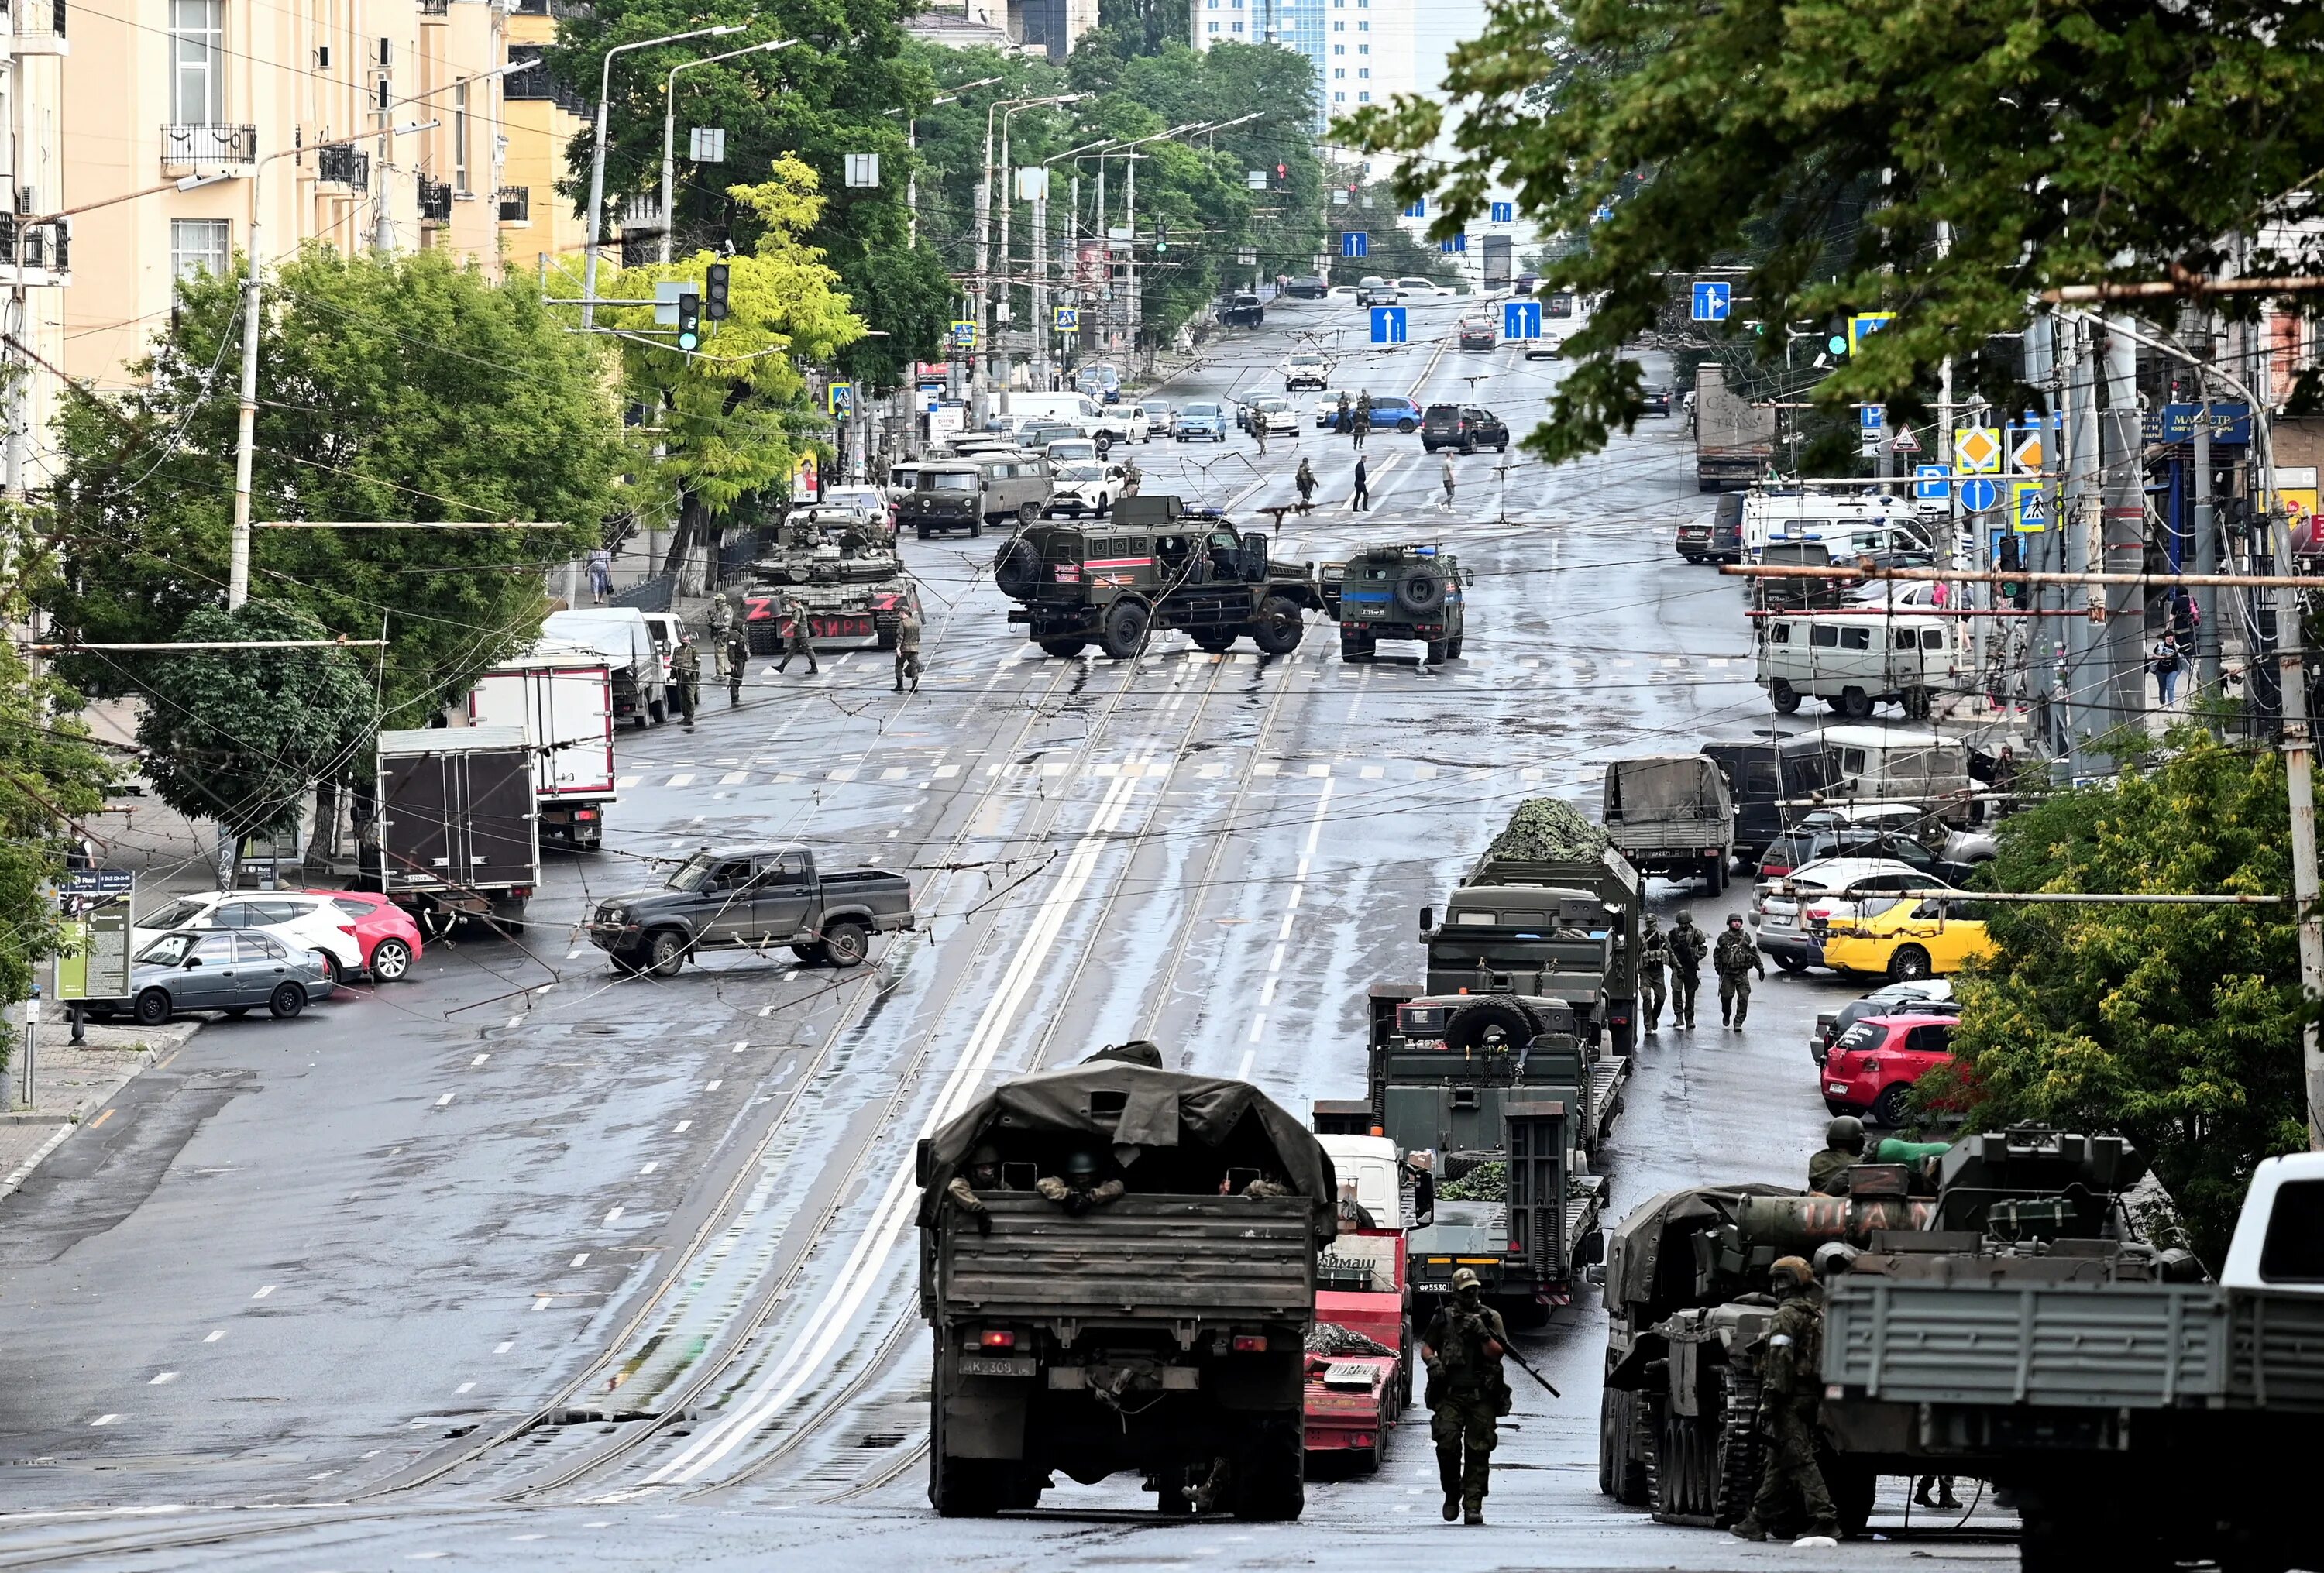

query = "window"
453;83;470;194
1334;66;1344;76
1357;42;1369;52
1357;17;1368;25
1357;91;1370;101
1332;16;1344;25
1893;628;1917;650
1839;627;1872;651
1334;91;1346;102
1208;19;1219;27
239;932;290;961
1357;67;1369;77
170;0;225;124
191;934;236;966
1921;628;1946;650
2259;1180;2324;1282
1333;41;1343;51
1809;623;1838;648
170;218;231;282
1232;19;1242;27
1768;622;1791;644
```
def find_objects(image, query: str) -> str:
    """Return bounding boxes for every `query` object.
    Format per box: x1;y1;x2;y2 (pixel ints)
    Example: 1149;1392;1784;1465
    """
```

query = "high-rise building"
1191;0;1411;131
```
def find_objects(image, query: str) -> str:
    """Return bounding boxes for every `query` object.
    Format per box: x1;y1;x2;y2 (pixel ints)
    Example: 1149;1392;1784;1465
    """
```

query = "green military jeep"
1321;544;1469;664
992;496;1328;659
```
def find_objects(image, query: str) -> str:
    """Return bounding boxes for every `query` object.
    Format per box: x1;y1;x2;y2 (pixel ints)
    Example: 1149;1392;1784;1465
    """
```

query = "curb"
0;1023;201;1202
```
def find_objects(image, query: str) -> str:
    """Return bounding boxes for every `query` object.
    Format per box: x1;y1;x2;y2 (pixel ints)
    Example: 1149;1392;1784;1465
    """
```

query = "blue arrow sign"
1370;306;1408;345
1691;281;1731;321
1913;463;1951;501
1503;301;1541;341
1404;199;1426;219
1490;201;1514;224
1960;477;2000;513
1340;231;1368;259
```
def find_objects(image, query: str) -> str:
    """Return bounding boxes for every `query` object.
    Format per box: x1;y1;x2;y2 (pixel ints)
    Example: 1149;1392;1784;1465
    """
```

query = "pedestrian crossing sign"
2012;481;2047;534
951;320;977;350
1954;426;2002;474
1054;307;1078;331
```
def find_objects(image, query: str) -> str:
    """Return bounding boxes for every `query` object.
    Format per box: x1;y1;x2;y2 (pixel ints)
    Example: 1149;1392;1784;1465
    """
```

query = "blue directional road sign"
1913;463;1951;501
1370;306;1408;345
1341;231;1368;259
1490;201;1514;223
1691;280;1731;321
1504;301;1542;341
1404;200;1427;219
1959;476;2000;513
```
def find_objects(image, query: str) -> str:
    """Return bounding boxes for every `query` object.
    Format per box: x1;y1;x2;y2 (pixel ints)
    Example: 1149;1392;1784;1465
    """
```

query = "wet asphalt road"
0;298;2017;1570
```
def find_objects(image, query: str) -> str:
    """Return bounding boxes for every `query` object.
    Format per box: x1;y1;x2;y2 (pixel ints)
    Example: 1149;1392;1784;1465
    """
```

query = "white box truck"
469;642;617;850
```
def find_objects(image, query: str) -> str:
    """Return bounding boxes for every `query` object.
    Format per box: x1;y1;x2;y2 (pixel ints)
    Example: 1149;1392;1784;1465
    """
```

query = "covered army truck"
916;1059;1336;1520
1423;848;1644;1055
1601;754;1735;891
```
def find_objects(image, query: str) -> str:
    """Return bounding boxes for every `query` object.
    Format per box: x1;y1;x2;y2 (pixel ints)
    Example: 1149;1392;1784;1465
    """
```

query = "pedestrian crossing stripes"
627;754;1596;793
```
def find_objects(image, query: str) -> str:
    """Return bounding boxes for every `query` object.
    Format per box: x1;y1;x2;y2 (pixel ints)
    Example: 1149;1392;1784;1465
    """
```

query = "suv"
896;453;1052;538
1421;404;1510;454
1284;352;1329;392
1457;317;1497;351
1322;544;1466;664
1220;294;1266;328
992;495;1327;659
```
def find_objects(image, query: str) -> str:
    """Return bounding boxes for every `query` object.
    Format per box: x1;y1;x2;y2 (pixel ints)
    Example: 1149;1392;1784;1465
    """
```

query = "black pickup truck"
587;846;915;975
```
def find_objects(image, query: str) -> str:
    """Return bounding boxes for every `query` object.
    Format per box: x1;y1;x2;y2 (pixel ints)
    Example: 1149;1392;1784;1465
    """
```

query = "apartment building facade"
3;1;72;492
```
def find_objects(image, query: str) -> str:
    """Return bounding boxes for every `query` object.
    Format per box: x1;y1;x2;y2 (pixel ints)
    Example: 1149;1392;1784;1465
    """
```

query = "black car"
1640;386;1674;417
1219;294;1265;329
1281;276;1329;300
1420;404;1510;454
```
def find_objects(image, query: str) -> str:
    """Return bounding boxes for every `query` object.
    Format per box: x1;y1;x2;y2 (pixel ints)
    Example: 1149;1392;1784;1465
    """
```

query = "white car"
1284;352;1330;392
1046;462;1123;518
135;891;370;986
1247;396;1300;436
1043;438;1100;467
1523;335;1566;362
1397;276;1455;298
1752;857;1945;972
1325;285;1362;302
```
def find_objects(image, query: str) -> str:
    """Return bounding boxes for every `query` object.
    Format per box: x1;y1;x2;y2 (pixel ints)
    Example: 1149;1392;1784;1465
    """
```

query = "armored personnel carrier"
1320;544;1466;664
743;506;917;652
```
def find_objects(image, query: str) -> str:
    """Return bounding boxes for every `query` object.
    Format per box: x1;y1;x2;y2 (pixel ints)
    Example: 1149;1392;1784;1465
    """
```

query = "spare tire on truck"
1394;565;1447;616
1443;999;1536;1053
993;538;1042;599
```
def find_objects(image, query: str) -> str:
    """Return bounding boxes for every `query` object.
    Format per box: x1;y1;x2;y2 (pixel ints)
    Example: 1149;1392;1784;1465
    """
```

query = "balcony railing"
0;215;71;274
417;177;453;224
161;124;259;169
418;0;448;14
510;0;551;14
495;185;530;223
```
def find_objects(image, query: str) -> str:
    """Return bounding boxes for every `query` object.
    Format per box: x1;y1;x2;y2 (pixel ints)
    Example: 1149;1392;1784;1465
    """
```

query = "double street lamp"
583;24;746;327
658;38;799;265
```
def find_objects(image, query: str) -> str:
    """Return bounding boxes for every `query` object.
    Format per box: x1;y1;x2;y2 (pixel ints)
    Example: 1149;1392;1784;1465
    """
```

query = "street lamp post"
1037;132;1129;393
583;24;743;328
660;39;797;265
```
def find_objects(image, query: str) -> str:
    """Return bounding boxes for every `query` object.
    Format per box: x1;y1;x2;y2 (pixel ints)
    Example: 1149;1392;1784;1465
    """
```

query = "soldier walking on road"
1353;393;1372;451
1296;456;1318;510
1253;415;1270;459
670;635;701;731
1638;915;1669;1034
1119;456;1142;498
1667;910;1707;1027
1421;1267;1512;1526
1809;1115;1868;1195
1732;1257;1841;1544
772;595;820;677
893;606;923;693
1351;455;1370;513
723;626;748;706
1714;912;1765;1029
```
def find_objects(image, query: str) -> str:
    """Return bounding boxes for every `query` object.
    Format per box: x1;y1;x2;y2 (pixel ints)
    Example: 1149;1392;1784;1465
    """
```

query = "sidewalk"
0;1017;203;1197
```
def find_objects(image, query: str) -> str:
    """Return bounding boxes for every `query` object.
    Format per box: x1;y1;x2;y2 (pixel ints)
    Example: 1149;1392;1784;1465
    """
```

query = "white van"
1817;725;1980;823
543;606;669;726
1741;488;1927;561
1757;610;1954;720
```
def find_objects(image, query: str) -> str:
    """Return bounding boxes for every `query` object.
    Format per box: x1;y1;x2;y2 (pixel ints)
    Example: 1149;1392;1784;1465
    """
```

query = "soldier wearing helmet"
1419;1266;1512;1526
1035;1149;1125;1217
1732;1255;1840;1544
1809;1115;1868;1195
944;1143;1012;1235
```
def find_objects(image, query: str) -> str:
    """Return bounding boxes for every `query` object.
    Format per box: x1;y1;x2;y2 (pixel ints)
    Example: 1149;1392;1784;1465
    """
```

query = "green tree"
132;603;376;885
1342;0;2324;458
45;246;624;728
576;157;868;594
1935;732;2309;1263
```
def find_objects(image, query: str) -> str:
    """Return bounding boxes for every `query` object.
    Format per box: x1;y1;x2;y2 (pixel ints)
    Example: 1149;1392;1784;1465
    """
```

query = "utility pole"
2101;314;2147;730
2061;313;2100;768
999;115;1013;400
1032;172;1050;392
2194;406;2220;693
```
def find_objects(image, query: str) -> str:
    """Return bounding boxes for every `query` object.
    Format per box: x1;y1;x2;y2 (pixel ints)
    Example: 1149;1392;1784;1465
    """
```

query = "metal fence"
716;527;762;585
612;572;675;614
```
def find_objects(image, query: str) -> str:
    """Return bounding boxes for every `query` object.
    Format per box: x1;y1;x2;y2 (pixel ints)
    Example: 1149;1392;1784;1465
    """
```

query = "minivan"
894;453;1052;538
1817;724;1982;826
1702;734;1843;862
1756;611;1954;720
1741;487;1927;561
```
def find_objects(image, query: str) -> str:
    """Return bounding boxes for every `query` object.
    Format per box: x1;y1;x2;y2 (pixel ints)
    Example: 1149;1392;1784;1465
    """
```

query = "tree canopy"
1935;733;2310;1263
1342;0;2324;459
44;246;625;728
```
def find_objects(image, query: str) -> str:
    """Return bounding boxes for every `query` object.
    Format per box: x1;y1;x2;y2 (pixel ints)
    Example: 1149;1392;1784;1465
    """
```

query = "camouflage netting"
1485;799;1609;862
1305;1321;1397;1358
1438;1161;1507;1202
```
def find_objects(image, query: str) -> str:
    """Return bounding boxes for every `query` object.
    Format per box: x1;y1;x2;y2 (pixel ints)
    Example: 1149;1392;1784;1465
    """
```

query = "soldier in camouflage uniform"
893;607;923;693
1732;1255;1840;1544
772;593;820;676
1420;1266;1511;1526
1638;915;1669;1034
1808;1115;1867;1195
1667;910;1707;1028
1714;913;1765;1029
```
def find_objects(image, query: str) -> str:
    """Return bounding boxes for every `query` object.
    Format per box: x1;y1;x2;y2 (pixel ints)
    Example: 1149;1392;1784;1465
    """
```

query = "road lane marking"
617;775;640;788
534;1297;552;1311
1259;977;1277;1007
88;1108;115;1129
720;771;748;785
252;1285;276;1300
436;1093;456;1108
673;1120;692;1133
572;1254;590;1267
732;1040;749;1053
456;1382;476;1394
496;1341;514;1354
603;1207;624;1224
704;1080;722;1091
203;1331;225;1343
1247;1012;1268;1042
149;1372;177;1385
640;1163;658;1175
91;1415;118;1426
472;1053;490;1067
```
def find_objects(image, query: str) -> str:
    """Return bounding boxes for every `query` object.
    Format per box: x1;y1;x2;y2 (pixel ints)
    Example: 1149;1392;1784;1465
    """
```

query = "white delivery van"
1741;487;1928;561
542;607;669;727
1756;610;1954;720
1817;724;1981;825
993;392;1103;430
469;641;617;849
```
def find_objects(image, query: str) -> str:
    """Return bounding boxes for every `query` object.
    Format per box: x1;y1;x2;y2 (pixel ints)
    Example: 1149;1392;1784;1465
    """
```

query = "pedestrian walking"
1336;393;1351;437
1713;912;1765;1029
1421;1267;1512;1526
1295;456;1317;510
2153;633;2184;706
586;546;614;606
1731;1257;1841;1545
1439;452;1457;514
893;606;923;693
1667;909;1707;1027
1638;915;1669;1034
772;595;820;677
1351;455;1370;513
723;627;748;706
671;635;701;730
1254;416;1269;459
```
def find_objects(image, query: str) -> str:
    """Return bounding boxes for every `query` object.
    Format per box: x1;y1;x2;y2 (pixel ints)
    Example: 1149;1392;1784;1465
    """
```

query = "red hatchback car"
298;890;424;983
1820;1013;1954;1128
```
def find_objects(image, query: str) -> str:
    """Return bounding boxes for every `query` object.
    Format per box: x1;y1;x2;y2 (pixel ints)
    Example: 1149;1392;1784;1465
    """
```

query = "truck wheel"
1094;434;1112;455
970;523;982;538
1827;1456;1877;1537
1872;1082;1913;1128
931;1454;1002;1518
649;698;667;724
1425;639;1448;665
647;930;689;978
1191;627;1237;654
1887;943;1933;983
1446;637;1463;659
1018;502;1041;526
917;524;932;540
1339;632;1375;663
1037;637;1087;658
267;982;307;1021
490;899;528;935
821;919;871;967
1250;595;1304;655
1704;854;1727;893
1099;599;1152;660
1839;685;1874;719
993;539;1042;598
1769;678;1801;713
1602;1389;1652;1506
134;987;173;1028
1231;1427;1305;1521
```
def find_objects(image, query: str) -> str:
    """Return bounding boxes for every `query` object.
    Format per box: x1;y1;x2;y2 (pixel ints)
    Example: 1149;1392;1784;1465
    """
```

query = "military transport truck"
991;496;1327;658
916;1057;1335;1520
1601;754;1737;892
1423;849;1645;1054
1318;544;1468;664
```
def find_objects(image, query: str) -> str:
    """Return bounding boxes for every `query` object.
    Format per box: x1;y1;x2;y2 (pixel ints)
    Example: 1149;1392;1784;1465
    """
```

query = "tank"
744;507;916;653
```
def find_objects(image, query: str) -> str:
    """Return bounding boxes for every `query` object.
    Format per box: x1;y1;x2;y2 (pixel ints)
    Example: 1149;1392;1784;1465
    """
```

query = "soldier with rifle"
1732;1256;1841;1545
1667;909;1707;1028
1638;915;1669;1034
670;634;701;731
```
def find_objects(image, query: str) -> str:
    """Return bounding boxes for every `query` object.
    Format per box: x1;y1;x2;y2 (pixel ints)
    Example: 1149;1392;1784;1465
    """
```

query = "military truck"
916;1058;1336;1520
1422;850;1644;1055
742;508;919;653
991;496;1327;658
1601;754;1736;891
1319;544;1467;664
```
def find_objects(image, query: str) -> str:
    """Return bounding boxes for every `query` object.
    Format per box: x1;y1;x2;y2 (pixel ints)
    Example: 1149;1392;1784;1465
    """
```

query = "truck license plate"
957;1355;1035;1377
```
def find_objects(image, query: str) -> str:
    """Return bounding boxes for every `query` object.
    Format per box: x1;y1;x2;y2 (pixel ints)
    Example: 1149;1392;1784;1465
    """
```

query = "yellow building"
500;0;590;283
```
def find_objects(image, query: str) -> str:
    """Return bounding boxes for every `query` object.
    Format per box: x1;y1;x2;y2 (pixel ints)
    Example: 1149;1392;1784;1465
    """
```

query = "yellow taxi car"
1819;895;1993;982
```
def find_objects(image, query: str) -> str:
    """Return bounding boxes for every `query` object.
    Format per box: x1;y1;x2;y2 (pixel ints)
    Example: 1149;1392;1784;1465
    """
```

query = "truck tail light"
978;1329;1016;1348
1231;1334;1268;1353
576;809;597;820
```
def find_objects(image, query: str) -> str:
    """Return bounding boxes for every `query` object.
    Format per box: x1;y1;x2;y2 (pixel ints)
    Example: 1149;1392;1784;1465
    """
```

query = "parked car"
1046;461;1125;518
1016;421;1082;451
1355;276;1397;307
1820;895;1993;982
1175;401;1229;442
1820;1013;1958;1127
1676;493;1745;564
303;891;424;982
91;929;334;1026
1043;437;1099;467
1421;404;1510;454
1639;386;1675;417
1285;352;1330;392
1220;294;1266;328
1363;395;1424;433
1811;981;1957;1066
1246;395;1299;436
1143;400;1178;438
136;890;380;985
1396;276;1454;298
1281;276;1329;300
1752;857;1945;972
1457;317;1497;351
1315;390;1362;428
1522;335;1565;362
1326;284;1362;303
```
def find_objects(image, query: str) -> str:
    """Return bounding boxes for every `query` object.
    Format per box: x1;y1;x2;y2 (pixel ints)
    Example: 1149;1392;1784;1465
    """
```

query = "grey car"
94;929;335;1026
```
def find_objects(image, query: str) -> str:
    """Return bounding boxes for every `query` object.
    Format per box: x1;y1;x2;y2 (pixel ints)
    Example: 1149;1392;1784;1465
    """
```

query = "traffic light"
1275;162;1287;184
676;290;701;352
704;263;731;322
1997;534;2028;607
1154;222;1168;254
